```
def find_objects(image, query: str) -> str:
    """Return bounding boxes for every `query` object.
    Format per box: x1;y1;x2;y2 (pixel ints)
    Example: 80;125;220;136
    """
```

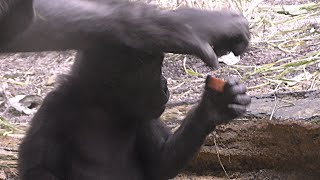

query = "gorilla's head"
116;51;170;120
71;45;170;121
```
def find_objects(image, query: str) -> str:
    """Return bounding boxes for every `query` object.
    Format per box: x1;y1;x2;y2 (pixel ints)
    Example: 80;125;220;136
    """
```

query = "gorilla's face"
115;52;170;120
135;73;170;119
73;45;169;121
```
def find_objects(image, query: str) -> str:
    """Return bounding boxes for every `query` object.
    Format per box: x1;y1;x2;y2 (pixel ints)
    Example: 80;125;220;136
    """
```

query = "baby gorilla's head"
117;52;170;120
69;44;169;121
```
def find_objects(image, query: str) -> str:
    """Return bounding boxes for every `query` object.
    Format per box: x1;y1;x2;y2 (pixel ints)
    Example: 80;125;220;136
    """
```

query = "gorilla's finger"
233;94;251;105
197;42;219;69
226;77;240;86
228;104;247;116
228;84;247;95
232;33;250;56
231;21;250;56
232;40;249;56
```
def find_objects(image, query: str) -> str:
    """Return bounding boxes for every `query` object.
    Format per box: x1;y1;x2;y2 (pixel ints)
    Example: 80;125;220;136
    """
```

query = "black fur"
0;0;33;46
19;43;251;180
0;0;249;69
3;0;252;179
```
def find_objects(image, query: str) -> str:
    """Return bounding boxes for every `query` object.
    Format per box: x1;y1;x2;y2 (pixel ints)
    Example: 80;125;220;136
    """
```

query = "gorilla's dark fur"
0;0;250;68
19;45;251;180
0;0;251;180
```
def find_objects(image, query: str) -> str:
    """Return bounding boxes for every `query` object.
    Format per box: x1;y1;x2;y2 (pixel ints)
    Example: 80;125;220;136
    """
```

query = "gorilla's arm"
18;93;65;180
1;0;216;67
137;112;212;180
137;77;251;180
172;8;250;57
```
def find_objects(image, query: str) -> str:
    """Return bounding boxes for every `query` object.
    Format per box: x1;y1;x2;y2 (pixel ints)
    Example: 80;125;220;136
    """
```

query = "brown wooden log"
162;90;320;176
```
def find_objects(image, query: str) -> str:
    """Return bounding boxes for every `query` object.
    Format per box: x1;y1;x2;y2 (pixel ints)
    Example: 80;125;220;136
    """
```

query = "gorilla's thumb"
198;42;219;69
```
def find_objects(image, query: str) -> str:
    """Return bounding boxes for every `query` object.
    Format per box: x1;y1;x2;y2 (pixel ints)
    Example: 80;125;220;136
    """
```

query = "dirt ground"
175;169;319;180
0;0;319;179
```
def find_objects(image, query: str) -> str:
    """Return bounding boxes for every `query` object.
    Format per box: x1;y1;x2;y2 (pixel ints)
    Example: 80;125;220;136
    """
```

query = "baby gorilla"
17;7;251;180
18;44;250;180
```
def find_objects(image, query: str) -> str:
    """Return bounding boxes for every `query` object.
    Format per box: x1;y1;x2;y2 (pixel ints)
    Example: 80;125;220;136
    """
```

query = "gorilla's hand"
174;8;250;58
199;76;251;126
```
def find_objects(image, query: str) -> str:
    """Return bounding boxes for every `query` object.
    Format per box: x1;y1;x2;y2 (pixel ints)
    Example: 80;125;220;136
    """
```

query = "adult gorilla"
0;0;249;68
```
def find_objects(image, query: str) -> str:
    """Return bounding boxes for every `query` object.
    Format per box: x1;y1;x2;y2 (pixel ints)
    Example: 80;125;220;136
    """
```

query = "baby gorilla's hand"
199;76;251;126
174;8;250;59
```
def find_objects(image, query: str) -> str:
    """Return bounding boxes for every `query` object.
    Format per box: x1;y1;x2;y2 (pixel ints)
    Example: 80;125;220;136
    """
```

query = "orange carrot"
207;76;225;93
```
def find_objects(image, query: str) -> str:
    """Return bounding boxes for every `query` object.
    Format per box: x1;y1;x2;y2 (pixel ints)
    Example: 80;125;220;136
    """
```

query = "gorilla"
18;48;251;180
1;0;251;180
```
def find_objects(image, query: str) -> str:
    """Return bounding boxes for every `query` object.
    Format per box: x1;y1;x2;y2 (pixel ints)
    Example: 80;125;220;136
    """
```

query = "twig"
213;135;230;179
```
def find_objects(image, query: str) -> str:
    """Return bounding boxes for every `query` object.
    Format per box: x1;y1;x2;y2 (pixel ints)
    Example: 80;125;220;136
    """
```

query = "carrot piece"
207;76;225;93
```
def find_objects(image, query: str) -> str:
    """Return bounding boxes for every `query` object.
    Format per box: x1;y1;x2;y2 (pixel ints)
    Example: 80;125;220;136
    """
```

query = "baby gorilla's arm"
137;76;251;180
